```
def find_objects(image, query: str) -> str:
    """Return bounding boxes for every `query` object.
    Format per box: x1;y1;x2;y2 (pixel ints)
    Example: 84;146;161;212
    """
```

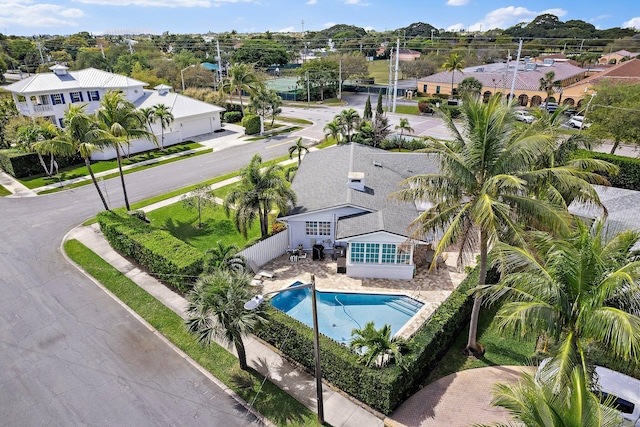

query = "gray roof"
134;89;225;119
421;61;585;92
288;143;439;240
570;185;640;233
5;67;148;94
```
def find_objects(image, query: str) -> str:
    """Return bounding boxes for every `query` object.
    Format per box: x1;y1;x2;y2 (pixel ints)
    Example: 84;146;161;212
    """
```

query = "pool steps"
385;297;423;316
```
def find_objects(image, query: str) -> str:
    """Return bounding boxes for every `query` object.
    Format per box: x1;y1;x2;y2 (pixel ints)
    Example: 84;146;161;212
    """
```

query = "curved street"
0;139;290;426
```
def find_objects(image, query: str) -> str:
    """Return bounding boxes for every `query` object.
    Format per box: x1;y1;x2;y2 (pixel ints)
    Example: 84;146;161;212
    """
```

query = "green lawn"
276;116;314;125
145;200;261;252
423;303;536;386
64;239;321;427
392;105;421;115
20;142;204;189
0;185;10;196
367;60;391;85
247;126;303;141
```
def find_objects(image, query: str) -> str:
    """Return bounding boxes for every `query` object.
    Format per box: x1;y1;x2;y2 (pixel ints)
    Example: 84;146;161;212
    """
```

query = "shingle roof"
566;58;640;88
134;89;224;119
420;61;585;92
5;67;148;94
287;143;439;240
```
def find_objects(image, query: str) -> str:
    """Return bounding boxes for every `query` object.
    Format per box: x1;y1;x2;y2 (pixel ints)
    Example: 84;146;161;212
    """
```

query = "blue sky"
0;0;638;37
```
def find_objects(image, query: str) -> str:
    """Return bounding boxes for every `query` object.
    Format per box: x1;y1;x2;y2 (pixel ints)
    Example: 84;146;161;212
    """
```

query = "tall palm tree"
393;96;607;354
394;117;414;151
18;121;61;176
288;137;309;166
95;90;157;211
222;62;263;116
350;321;408;368
539;71;558;103
46;104;110;211
481;219;640;388
185;270;267;370
203;241;246;274
139;107;155;129
323;120;342;144
488;365;622;427
337;108;360;142
152;104;174;150
442;53;465;98
224;154;296;239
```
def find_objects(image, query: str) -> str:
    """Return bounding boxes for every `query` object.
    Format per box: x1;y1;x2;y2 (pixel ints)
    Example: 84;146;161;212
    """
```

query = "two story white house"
5;65;225;160
279;143;439;280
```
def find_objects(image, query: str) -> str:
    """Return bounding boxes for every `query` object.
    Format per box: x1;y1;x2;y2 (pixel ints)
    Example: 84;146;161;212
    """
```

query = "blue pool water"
269;282;424;344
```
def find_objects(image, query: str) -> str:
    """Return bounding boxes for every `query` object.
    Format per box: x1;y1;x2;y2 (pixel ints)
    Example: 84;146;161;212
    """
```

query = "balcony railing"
16;102;54;115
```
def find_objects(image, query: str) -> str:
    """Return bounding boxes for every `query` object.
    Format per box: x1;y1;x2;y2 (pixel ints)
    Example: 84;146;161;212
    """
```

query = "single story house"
391;49;421;61
278;143;439;280
598;50;640;65
5;65;224;160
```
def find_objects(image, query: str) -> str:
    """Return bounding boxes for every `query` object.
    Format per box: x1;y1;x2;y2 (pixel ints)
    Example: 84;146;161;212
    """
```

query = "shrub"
241;114;261;135
0;149;82;178
97;209;203;292
271;222;287;234
255;268;479;414
418;101;434;115
573;149;640;191
223;111;243;123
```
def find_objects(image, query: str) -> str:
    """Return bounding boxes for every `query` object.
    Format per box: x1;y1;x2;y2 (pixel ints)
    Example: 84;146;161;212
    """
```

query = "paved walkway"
386;366;534;427
66;224;384;427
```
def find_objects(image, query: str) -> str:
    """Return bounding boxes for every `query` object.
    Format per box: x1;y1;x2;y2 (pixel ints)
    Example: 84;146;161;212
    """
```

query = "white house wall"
347;263;414;280
285;206;366;251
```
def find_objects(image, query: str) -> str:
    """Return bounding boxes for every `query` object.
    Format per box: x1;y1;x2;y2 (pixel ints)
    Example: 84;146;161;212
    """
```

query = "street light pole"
181;64;196;92
244;275;324;424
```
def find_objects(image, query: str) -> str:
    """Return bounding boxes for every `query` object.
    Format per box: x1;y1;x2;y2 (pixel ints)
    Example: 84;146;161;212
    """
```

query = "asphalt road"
0;140;290;426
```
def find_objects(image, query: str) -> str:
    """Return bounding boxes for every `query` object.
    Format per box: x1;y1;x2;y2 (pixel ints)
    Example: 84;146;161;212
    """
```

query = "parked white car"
569;115;591;129
514;110;536;124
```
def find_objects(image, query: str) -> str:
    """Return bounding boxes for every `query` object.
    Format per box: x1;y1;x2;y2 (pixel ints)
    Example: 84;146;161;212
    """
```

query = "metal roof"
134;89;225;120
4;67;148;94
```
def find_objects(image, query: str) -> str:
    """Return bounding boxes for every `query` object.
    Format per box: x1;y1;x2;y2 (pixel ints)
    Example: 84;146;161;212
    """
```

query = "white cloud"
470;7;566;31
276;26;295;33
622;17;640;30
323;22;336;28
343;0;368;5
446;0;469;5
446;23;465;32
74;0;211;5
0;2;84;28
306;0;317;4
363;25;375;31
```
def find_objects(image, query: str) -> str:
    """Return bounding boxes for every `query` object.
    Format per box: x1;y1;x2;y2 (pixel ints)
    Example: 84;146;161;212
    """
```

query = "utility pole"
216;39;223;85
36;42;45;64
338;57;342;103
508;39;523;103
306;71;310;108
99;44;105;59
392;38;400;113
387;47;393;111
128;40;134;54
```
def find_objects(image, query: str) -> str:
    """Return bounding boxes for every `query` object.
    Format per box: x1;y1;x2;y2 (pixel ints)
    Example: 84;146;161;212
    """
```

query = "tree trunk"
234;338;248;371
260;202;269;238
160;128;164;150
85;157;109;211
466;230;488;355
37;153;52;176
610;140;620;155
115;144;131;211
238;89;245;116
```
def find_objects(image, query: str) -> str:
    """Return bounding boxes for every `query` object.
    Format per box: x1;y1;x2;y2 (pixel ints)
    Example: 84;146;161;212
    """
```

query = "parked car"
539;102;559;113
568;115;591;129
514;110;536;124
537;359;640;426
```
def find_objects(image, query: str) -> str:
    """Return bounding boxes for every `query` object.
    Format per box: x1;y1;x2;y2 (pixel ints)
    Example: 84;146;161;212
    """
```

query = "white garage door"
181;117;212;139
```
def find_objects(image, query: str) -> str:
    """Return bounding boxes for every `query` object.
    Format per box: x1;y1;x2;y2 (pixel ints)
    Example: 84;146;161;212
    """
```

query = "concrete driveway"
386;366;534;427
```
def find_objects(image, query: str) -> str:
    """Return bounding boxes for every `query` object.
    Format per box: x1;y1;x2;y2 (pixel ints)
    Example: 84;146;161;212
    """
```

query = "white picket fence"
239;231;289;267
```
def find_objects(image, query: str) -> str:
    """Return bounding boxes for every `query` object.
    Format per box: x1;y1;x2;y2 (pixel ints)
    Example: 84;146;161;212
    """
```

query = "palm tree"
224;154;296;239
394;117;414;151
481;218;640;388
349;321;408;368
17;121;61;176
393;96;607;355
46;104;110;211
539;71;557;103
488;365;622;427
203;241;246;274
442;53;465;98
139;107;155;129
337;108;360;142
95;90;157;211
152;104;174;150
185;270;267;370
288;137;309;166
222;62;263;116
323;120;342;144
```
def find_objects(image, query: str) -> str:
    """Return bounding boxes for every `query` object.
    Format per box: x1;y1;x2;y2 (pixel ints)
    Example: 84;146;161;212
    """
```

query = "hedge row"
97;210;203;292
241;114;261;135
574;149;640;191
0;149;82;178
255;268;478;414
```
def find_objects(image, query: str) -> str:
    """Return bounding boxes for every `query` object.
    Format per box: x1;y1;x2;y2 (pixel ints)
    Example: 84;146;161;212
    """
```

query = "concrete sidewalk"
66;224;384;427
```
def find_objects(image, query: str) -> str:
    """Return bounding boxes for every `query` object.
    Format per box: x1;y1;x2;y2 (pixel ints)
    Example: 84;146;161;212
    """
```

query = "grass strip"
0;185;10;196
275;116;313;125
247;127;303;141
64;239;322;427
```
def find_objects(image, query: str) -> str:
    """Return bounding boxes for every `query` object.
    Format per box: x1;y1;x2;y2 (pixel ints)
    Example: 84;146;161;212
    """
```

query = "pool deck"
258;248;470;338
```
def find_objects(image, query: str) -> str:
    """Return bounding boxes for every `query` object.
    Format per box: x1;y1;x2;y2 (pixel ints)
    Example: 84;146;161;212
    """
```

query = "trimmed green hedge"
574;149;640;191
223;111;243;123
241;114;261;135
97;210;203;292
255;269;478;414
0;149;82;178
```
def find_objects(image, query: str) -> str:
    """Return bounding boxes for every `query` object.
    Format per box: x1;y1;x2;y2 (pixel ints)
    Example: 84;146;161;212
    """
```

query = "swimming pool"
269;282;424;344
